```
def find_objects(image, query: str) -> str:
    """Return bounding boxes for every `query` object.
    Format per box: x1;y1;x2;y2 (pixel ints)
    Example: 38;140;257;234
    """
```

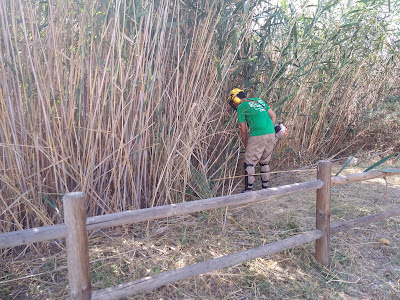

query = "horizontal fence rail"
1;164;399;300
331;206;400;234
92;230;323;300
331;170;395;186
0;179;324;249
86;179;324;231
0;224;69;249
1;170;397;250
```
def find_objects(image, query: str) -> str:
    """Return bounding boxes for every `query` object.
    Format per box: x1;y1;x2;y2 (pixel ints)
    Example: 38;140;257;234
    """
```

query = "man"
228;88;276;192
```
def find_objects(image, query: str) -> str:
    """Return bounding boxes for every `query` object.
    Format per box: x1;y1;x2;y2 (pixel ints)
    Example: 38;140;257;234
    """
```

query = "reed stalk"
0;0;398;231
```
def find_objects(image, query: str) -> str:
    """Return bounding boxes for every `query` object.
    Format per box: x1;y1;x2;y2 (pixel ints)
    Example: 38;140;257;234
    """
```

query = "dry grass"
1;164;399;299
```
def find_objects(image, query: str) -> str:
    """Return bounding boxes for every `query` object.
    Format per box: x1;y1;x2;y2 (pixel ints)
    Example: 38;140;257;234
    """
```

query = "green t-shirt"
237;98;275;136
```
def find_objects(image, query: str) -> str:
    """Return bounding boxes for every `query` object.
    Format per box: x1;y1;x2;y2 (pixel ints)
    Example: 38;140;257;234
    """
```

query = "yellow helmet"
228;88;244;110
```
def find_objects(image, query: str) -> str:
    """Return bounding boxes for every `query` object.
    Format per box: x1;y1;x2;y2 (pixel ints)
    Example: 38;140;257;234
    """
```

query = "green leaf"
134;10;149;19
215;57;222;82
335;146;364;176
364;153;397;172
347;9;365;15
232;30;238;54
243;1;249;14
340;23;360;29
95;13;107;24
42;195;60;215
376;168;400;173
335;157;355;176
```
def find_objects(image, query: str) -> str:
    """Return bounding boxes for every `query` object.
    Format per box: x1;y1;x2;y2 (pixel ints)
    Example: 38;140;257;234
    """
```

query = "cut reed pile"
0;0;399;232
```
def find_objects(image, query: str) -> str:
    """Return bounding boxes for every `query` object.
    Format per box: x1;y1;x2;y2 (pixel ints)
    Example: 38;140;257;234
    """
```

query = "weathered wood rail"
0;161;399;299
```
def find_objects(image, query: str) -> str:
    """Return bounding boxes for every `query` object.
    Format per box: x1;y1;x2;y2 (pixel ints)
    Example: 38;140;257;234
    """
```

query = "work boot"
262;180;269;189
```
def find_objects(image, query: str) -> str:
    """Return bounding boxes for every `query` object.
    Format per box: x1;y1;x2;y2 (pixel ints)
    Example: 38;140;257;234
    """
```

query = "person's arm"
267;108;276;125
239;122;247;149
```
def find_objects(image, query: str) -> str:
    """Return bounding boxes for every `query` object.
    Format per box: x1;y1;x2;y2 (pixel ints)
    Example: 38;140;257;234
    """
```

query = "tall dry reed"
0;0;398;232
0;0;252;230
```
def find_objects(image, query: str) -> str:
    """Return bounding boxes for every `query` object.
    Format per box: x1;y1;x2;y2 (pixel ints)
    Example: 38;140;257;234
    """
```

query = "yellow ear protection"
228;88;244;110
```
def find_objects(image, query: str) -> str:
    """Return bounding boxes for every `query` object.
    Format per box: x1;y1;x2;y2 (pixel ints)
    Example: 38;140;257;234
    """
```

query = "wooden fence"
1;161;399;299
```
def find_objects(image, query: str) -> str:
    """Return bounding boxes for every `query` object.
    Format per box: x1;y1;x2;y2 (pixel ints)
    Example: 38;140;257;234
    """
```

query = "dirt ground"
1;165;399;299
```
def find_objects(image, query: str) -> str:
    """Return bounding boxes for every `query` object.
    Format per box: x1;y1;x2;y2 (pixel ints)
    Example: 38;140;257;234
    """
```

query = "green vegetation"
0;0;399;231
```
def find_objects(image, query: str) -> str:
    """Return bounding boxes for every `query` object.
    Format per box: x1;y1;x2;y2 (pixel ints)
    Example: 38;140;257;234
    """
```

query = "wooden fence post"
315;160;332;266
63;192;92;299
